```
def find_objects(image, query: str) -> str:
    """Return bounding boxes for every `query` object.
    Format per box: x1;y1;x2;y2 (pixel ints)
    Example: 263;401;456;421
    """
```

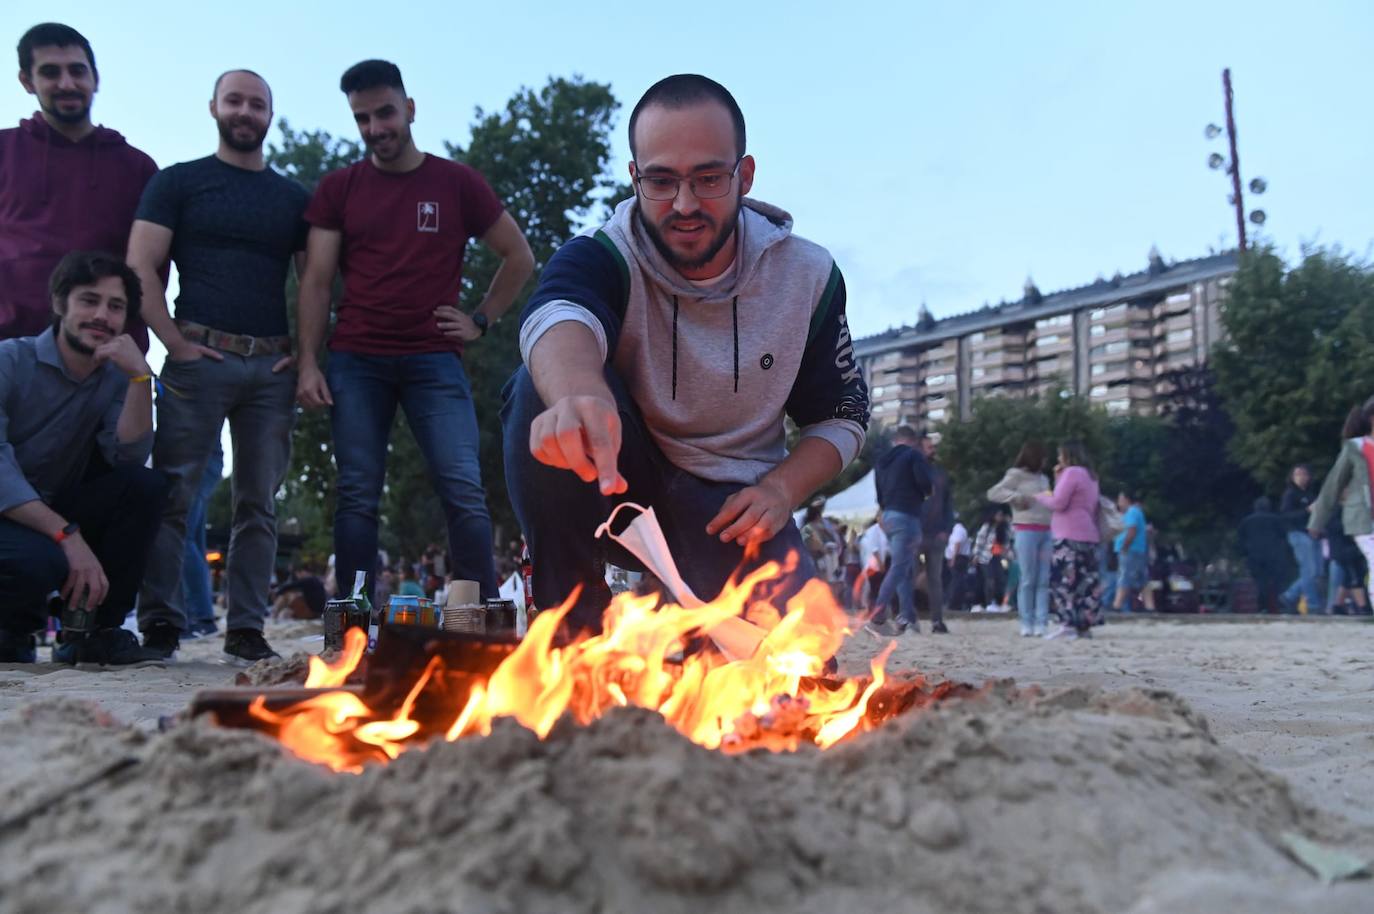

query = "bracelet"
129;374;154;384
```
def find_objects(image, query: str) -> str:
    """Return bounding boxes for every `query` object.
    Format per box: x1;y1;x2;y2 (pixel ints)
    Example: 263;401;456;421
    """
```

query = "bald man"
127;69;309;665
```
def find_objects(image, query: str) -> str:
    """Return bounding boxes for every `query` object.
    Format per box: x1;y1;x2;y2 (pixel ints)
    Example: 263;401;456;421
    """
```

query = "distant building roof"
855;250;1239;357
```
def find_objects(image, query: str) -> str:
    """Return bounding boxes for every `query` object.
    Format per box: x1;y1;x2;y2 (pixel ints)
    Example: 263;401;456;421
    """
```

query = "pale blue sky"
4;0;1371;342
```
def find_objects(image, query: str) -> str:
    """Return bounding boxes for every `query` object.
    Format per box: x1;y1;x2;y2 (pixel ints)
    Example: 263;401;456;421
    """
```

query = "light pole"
1206;68;1266;250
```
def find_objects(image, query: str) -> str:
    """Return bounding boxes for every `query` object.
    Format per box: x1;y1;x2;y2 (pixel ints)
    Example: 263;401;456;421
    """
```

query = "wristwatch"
471;312;489;336
53;521;80;543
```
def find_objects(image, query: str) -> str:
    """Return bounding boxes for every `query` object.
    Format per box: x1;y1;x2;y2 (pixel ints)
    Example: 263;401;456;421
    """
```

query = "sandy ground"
0;613;1370;913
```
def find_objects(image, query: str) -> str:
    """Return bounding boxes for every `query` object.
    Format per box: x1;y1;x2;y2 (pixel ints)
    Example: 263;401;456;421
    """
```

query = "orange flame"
250;561;900;771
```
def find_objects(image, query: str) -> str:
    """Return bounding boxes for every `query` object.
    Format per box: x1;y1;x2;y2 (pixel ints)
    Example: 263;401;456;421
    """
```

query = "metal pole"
1223;68;1247;250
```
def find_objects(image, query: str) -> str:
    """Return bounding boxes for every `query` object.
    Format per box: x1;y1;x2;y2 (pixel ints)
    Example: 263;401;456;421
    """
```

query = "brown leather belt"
176;320;292;357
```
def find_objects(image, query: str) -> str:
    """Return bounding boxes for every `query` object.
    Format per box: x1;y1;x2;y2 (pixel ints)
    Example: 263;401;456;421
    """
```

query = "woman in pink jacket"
1035;439;1102;639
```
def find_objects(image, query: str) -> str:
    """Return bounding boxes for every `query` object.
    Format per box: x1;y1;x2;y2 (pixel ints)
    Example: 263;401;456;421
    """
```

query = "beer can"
323;599;354;652
60;598;97;636
344;598;370;637
484;599;517;633
387;595;421;626
418;597;436;627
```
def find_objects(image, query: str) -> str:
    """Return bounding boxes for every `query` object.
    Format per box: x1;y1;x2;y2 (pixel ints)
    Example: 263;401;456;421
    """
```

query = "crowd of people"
0;23;871;663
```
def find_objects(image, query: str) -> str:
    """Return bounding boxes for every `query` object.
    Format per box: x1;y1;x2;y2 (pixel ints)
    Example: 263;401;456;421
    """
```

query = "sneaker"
1019;625;1033;637
930;621;949;635
1044;624;1078;640
897;619;920;636
0;630;37;663
1031;625;1048;637
223;628;280;666
864;619;898;638
141;622;181;661
54;628;166;665
184;619;219;639
970;605;985;614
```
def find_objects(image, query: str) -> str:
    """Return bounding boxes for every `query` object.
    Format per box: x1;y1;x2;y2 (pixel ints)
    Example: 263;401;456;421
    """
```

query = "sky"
3;0;1371;346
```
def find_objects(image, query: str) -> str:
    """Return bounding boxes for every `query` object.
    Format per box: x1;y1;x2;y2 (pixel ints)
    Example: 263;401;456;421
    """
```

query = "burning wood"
193;559;964;772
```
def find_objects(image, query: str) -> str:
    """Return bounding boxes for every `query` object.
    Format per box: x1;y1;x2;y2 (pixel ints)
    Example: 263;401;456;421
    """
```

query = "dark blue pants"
500;366;815;633
0;464;166;635
328;352;498;603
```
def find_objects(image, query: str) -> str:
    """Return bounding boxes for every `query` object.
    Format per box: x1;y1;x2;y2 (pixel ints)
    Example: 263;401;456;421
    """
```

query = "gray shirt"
0;328;153;512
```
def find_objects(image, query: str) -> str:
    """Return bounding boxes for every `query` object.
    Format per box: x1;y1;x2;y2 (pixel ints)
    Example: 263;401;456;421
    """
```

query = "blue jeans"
181;442;224;626
1282;530;1323;609
328;352;497;603
874;511;922;626
1014;528;1051;631
500;366;815;634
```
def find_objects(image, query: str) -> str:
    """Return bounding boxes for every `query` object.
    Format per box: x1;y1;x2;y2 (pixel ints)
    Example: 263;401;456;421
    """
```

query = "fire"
249;561;903;772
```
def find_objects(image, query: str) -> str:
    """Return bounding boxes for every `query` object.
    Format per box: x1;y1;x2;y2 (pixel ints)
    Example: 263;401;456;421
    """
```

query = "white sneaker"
1031;625;1048;637
970;605;984;613
988;604;1009;614
1044;624;1078;640
1019;626;1033;637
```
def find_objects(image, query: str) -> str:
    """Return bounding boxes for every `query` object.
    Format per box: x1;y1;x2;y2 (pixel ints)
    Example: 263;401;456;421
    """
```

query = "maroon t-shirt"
304;154;504;355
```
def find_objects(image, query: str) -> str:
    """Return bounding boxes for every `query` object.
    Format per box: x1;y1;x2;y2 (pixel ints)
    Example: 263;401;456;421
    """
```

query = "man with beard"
503;74;869;632
0;251;165;664
297;60;534;606
127;70;308;664
0;23;157;349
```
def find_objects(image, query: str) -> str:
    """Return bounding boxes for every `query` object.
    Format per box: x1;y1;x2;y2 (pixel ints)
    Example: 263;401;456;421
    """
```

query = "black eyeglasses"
633;157;742;201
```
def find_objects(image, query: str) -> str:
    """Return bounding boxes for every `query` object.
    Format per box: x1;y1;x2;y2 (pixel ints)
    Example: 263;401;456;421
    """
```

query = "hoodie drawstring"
671;295;679;401
731;296;739;394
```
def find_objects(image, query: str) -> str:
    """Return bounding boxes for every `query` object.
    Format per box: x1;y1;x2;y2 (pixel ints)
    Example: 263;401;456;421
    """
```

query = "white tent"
815;469;879;525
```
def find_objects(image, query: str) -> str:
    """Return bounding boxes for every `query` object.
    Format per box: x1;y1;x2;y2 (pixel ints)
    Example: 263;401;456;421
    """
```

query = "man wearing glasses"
503;74;869;632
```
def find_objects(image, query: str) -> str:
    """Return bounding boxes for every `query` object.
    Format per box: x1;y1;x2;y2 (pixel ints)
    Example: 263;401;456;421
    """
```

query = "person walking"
1279;464;1323;613
1110;489;1152;612
987;440;1052;636
1309;399;1374;606
1237;497;1287;614
1036;439;1101;640
917;433;954;633
869;426;932;633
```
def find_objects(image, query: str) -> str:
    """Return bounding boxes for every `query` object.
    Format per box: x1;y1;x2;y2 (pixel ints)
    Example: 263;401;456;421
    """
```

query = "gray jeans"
920;534;946;624
138;353;295;633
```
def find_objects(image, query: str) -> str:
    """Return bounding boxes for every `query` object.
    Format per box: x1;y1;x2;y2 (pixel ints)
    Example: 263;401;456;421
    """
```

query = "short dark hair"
892;424;920;442
340;59;405;95
214;68;272;106
1118;488;1137;503
628;74;746;161
18;22;96;80
1058;439;1096;478
48;251;141;324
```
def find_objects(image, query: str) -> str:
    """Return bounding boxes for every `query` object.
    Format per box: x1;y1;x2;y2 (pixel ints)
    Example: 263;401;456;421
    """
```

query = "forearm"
3;499;67;539
528;322;613;405
297;281;332;366
116;377;154;444
132;262;185;351
475;250;535;324
760;437;843;510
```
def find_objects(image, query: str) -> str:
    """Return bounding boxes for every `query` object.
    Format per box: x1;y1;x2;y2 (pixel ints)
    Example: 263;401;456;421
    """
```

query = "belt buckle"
244;336;257;357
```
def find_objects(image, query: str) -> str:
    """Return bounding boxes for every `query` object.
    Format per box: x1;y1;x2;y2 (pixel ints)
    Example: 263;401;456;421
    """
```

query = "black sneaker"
0;630;37;663
223;629;280;666
54;628;166;665
141;622;181;660
931;621;950;635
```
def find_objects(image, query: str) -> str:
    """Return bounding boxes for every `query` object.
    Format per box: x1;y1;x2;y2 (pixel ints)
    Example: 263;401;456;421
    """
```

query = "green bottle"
351;571;377;652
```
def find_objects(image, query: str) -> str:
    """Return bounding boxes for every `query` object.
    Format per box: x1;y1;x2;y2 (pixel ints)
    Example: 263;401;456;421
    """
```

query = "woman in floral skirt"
1035;440;1102;639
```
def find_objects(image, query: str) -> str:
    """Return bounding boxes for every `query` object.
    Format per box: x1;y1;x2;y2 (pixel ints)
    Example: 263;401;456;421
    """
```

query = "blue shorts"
1119;551;1149;591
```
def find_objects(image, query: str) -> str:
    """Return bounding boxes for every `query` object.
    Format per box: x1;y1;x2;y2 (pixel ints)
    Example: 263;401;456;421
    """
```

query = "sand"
0;614;1371;913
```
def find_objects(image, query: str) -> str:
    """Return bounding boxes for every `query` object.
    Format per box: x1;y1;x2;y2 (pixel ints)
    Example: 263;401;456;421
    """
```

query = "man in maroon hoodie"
0;23;156;350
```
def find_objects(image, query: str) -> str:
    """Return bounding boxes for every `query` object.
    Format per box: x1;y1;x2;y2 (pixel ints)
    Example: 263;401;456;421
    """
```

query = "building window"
926;374;947;386
1039;334;1060;346
970;332;985;343
1090;385;1108;397
1167;329;1193;343
972;368;986;380
1091;364;1105;376
1035;314;1071;330
928;408;946;421
1090;324;1106;337
1107;399;1130;414
1105;341;1128;355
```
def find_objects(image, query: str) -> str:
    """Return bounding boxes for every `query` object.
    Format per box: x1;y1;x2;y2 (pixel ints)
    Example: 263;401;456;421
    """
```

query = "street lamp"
1204;69;1266;248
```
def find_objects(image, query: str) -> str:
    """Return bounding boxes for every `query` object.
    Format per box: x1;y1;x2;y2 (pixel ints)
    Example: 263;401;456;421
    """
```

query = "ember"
221;560;949;773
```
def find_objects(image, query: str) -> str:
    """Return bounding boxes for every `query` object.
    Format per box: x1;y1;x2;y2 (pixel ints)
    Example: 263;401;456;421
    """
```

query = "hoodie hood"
603;196;794;302
21;113;130;147
19;113;133;201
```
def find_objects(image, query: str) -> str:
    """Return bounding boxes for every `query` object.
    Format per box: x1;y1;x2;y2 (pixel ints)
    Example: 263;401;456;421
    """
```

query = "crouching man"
0;252;166;663
502;75;869;632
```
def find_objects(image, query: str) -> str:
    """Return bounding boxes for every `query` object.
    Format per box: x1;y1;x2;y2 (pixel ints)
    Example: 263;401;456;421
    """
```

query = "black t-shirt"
135;156;309;337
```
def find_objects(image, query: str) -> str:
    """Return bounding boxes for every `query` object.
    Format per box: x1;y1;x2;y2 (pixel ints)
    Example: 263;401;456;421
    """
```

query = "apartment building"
857;250;1237;429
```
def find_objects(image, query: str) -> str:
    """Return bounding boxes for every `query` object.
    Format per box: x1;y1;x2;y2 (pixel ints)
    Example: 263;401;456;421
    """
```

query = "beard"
637;191;742;274
364;122;412;162
217;116;269;153
62;326;97;355
43;93;90;125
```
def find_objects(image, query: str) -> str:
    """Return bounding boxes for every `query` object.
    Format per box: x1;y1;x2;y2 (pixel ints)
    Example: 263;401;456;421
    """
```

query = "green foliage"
1213;246;1374;488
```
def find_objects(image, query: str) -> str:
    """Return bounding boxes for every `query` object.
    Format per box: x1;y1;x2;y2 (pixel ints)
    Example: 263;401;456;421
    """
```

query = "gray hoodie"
986;467;1053;527
519;197;868;484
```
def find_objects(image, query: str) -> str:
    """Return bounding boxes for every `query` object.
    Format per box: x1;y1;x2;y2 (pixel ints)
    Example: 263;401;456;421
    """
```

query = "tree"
1213;246;1374;489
